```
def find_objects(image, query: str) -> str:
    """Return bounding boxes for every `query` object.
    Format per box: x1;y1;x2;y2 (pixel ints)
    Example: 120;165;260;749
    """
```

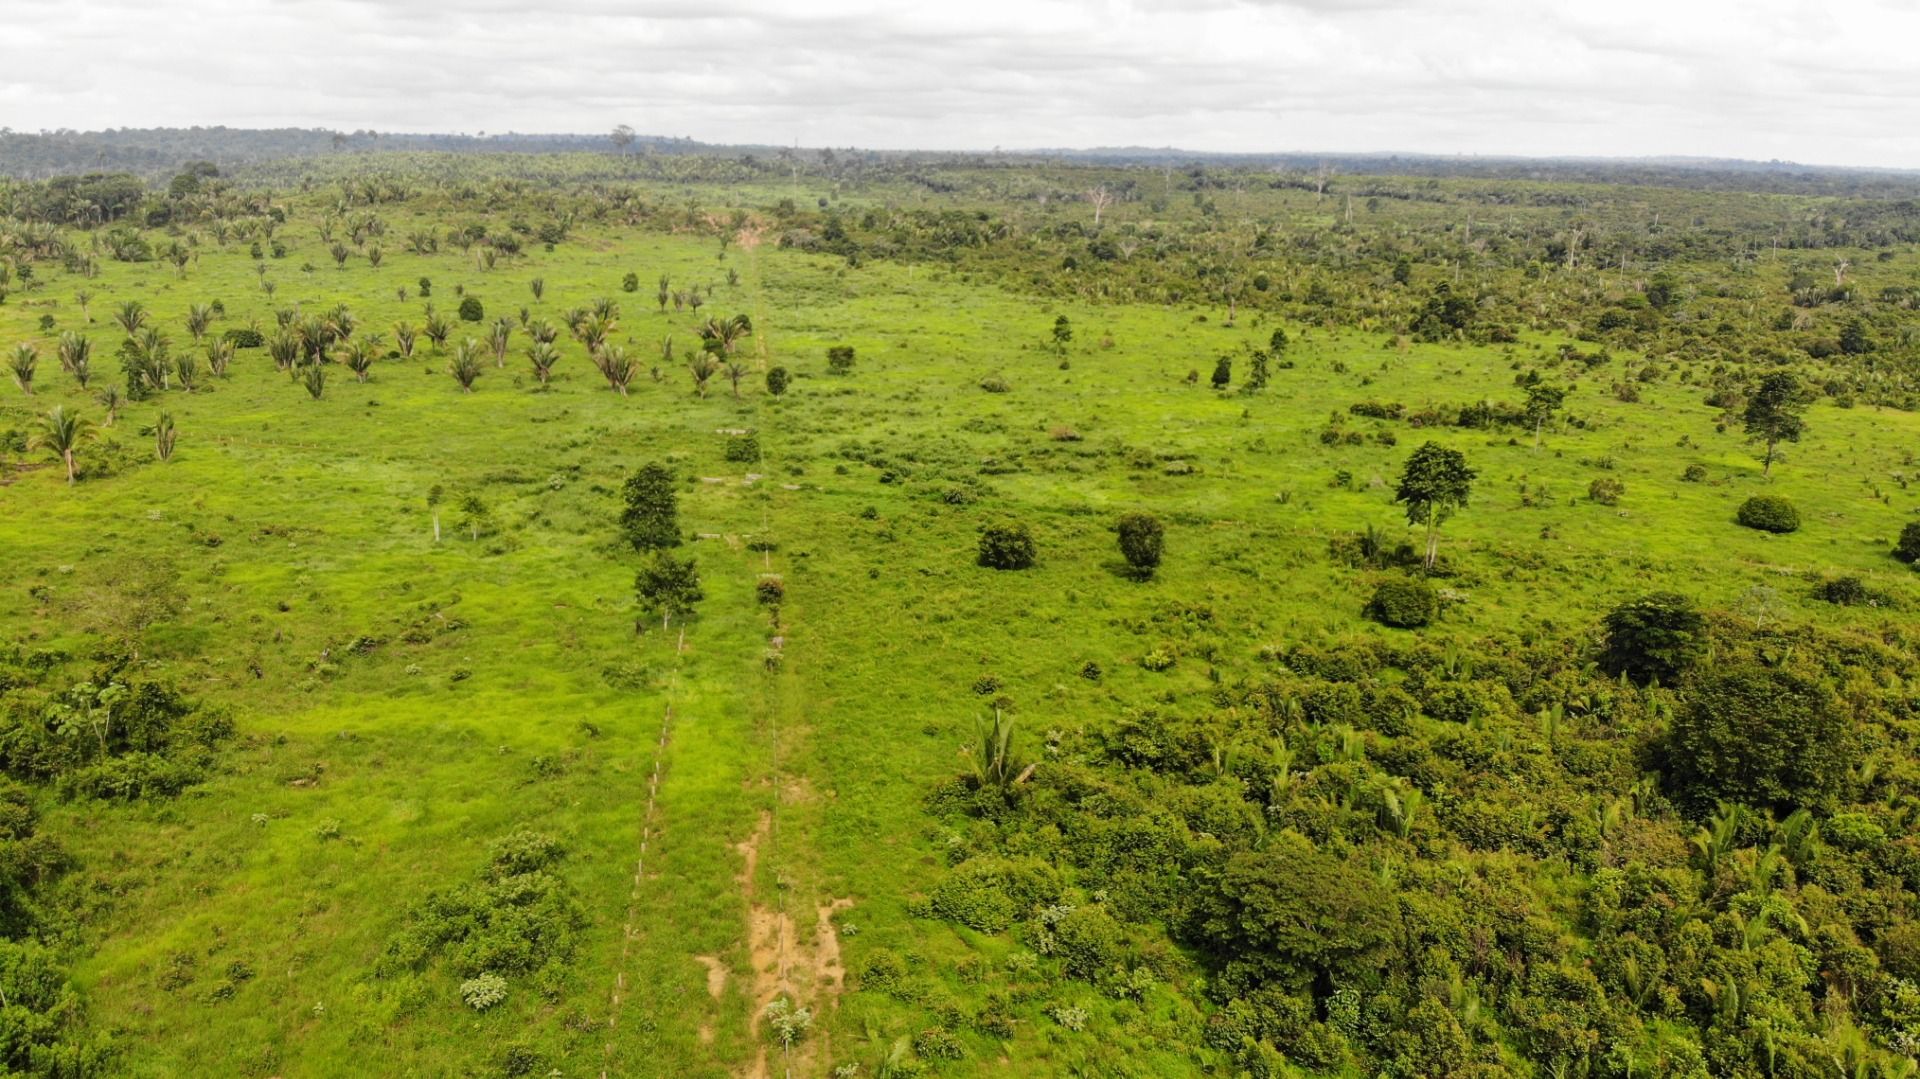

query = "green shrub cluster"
1737;494;1800;533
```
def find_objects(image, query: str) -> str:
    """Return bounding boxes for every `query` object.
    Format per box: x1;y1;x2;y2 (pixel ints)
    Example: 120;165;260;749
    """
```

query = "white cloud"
2;0;1918;167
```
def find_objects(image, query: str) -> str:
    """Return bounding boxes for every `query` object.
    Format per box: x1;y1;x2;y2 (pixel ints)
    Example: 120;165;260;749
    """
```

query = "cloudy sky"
7;0;1920;167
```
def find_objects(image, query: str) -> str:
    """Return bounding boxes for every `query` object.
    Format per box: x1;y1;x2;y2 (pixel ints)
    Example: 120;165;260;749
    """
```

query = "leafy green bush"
1367;578;1435;628
928;857;1061;932
221;327;263;349
619;462;680;550
1894;521;1920;565
979;375;1011;393
1600;592;1707;685
765;366;789;395
457;296;484;322
1737;494;1800;533
1587;477;1624;505
1186;837;1399;993
1114;512;1164;577
724;432;761;463
827;345;855;374
978;522;1035;570
1669;663;1854;811
1814;575;1879;606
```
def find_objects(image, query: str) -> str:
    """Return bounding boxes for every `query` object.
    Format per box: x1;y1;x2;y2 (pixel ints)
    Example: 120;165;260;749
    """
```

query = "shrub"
979;375;1011;393
724;432;761;463
765;366;789;395
978;523;1036;570
1115;512;1164;577
1049;906;1126;981
928;857;1061;932
1814;576;1876;606
457;296;484;322
1681;463;1709;482
827;345;855;374
1367;578;1435;628
756;578;785;607
1601;593;1707;685
461;972;508;1011
222;327;264;349
1587;477;1625;505
1737;494;1800;534
1894;521;1920;565
1669;663;1854;811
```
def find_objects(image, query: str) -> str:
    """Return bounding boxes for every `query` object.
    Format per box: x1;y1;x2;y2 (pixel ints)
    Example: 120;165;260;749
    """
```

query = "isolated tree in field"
978;522;1036;570
610;124;636;155
1051;315;1073;353
1115;512;1164;578
1524;383;1567;448
766;366;789;396
1210;356;1231;390
1743;371;1812;476
458;493;492;540
687;353;720;397
827;346;855;375
621;463;680;550
696;313;752;360
526;341;561;388
30;406;93;484
113;301;147;337
488;318;514;367
594;345;636;395
450;340;484;392
1394;442;1476;569
635;552;703;630
10;345;36;394
725;361;751;398
59;333;92;388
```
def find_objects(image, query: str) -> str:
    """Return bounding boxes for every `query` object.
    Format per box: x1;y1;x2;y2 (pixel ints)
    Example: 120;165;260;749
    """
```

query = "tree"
1209;356;1231;389
610;124;636;155
827;345;855;375
594;345;636;395
1114;513;1164;578
1669;663;1854;812
635;552;703;630
9;345;35;394
1894;520;1920;565
687;353;719;397
1523;382;1567;449
620;463;680;550
526;342;561;388
457;493;492;540
1185;835;1399;994
1601;593;1707;685
449;340;484;392
1051;315;1073;352
1394;442;1475;569
766;366;789;396
978;522;1036;570
1742;371;1812;477
30;406;93;484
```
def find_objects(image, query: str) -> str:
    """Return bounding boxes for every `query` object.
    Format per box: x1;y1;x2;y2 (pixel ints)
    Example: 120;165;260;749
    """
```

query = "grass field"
2;176;1919;1077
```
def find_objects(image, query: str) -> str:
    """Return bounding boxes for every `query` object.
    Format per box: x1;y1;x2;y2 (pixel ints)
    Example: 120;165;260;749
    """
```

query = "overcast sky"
7;0;1920;168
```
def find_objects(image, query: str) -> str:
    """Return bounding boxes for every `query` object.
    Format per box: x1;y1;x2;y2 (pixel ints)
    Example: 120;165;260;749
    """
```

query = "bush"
827;345;855;374
1669;663;1854;811
1367;578;1435;628
222;327;264;349
979;375;1011;393
1601;592;1707;685
978;522;1036;570
1115;512;1164;577
1894;521;1920;565
724;432;761;463
765;366;789;396
1814;576;1876;606
457;296;484;322
1681;463;1709;482
620;463;680;550
928;857;1061;932
461;972;508;1011
1588;477;1625;505
1737;494;1800;534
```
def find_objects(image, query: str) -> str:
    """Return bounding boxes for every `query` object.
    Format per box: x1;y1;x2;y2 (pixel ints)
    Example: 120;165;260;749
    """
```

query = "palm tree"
687;353;719;397
267;330;300;372
9;344;36;394
205;337;235;378
488;318;513;367
95;386;123;425
150;412;177;461
113;300;147;337
576;314;612;354
423;310;452;349
57;332;91;376
340;340;376;382
449;339;484;392
529;277;545;300
527;318;559;345
526;342;561;388
185;303;214;341
393;321;418;359
173;352;200;392
696;313;753;361
302;362;327;400
725;360;750;398
595;346;635;395
74;289;94;321
30;406;94;483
